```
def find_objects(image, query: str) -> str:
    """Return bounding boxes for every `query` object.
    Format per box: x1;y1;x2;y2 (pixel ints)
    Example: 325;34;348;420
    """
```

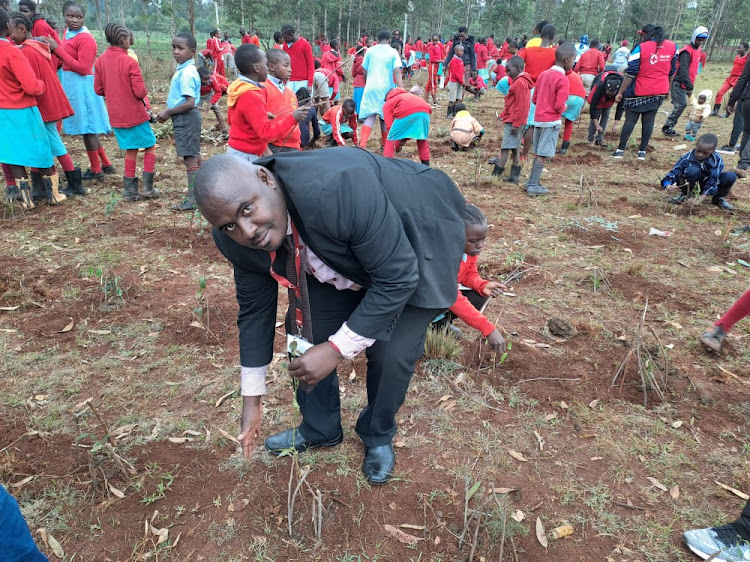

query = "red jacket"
449;254;494;336
475;43;489;69
532;67;569;122
227;79;298;156
415;39;424;53
500;71;532;127
427;43;444;63
56;30;97;76
519;45;556;83
469;75;486;90
566;69;587;98
0;39;44;109
448;56;465;84
283;37;315;86
19;40;72;122
30;15;62;69
321;105;358;146
576;48;605;75
727;54;749;85
200;76;223;105
352;55;365;88
633;40;677;97
264;79;301;149
207;37;222;59
383;88;431;129
93;46;149;128
326;71;340;99
321;49;344;81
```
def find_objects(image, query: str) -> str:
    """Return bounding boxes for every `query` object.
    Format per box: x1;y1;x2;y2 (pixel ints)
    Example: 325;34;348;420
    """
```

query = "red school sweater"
449;254;495;336
55;30;97;76
227;79;298;156
0;39;45;109
321;105;359;146
427;43;444;63
264;79;301;149
200;77;223;105
19;39;73;123
321;49;345;81
383;88;431;129
447;56;465;84
352;55;365;88
532;66;569;123
30;15;62;70
283;36;315;86
576;48;605;75
499;71;532;127
518;45;556;84
93;46;149;128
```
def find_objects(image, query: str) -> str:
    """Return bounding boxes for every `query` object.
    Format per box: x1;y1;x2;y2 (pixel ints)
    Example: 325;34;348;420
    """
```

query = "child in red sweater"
526;43;575;196
447;44;465;117
282;24;315;93
95;23;159;202
226;45;307;161
424;34;444;106
0;8;50;210
197;66;228;139
9;11;77;204
491;56;532;183
432;204;506;351
352;45;366;113
265;49;302;152
558;68;587;155
383;87;431;165
321;100;359;146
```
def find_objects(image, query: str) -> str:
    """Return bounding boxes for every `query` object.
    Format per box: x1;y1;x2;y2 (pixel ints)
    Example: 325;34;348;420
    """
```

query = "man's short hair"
697;133;718;148
377;28;391;42
555;42;577;63
174;32;197;50
266;48;289;66
507;55;524;70
458;26;467;34
540;24;556;40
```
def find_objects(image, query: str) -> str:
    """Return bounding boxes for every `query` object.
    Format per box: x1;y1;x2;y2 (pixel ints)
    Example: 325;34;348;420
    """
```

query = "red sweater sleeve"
449;291;495;336
210;80;222;105
304;41;315;87
511;83;530;128
93;58;104;96
383;98;395;128
555;74;569;114
236;89;298;143
348;113;358;145
57;34;96;75
459;255;489;294
11;49;45;97
128;58;149;101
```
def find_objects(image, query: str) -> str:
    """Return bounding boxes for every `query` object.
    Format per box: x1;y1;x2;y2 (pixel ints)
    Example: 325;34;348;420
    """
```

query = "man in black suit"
194;148;465;484
444;26;477;82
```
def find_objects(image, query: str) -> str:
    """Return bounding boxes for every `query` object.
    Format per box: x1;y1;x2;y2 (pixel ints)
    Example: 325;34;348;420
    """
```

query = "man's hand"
727;103;735;114
486;330;506;351
156;110;170;123
288;342;342;387
595;124;604;134
238;395;263;459
663;182;678;193
482;281;505;298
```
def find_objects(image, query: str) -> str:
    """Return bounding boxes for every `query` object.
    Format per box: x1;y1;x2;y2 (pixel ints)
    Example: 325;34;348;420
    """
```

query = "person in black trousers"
728;53;750;176
194;148;465;484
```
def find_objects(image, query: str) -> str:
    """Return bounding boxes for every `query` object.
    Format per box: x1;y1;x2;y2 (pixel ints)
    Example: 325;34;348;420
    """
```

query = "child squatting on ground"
661;133;736;210
383;86;431;164
449;103;484;151
684;89;712;141
525;42;576;197
491;56;532;183
431;204;506;352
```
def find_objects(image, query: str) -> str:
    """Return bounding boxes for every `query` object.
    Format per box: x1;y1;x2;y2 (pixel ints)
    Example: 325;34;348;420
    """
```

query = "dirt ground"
1;60;748;562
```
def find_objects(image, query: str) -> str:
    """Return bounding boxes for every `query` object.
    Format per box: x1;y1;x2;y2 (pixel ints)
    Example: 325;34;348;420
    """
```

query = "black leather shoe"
362;444;395;484
265;427;343;456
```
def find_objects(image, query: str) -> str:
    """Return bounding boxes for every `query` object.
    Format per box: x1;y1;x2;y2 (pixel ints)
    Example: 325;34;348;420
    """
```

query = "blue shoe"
612;149;625;159
683;524;750;561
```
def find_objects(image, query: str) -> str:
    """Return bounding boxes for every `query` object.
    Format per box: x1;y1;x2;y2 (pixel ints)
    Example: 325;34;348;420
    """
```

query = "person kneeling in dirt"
193;149;465;485
450;103;484;151
661;133;736;210
431;204;506;351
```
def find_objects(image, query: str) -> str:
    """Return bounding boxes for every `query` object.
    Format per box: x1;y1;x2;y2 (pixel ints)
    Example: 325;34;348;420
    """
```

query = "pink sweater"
532;65;569;124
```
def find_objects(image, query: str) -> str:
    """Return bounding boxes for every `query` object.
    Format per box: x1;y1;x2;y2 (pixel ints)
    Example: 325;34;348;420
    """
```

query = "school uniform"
475;43;489;80
0;38;52;168
563;70;587;122
320;105;358;145
447;57;465;102
716;53;748;105
500;72;533;149
382;89;431;161
312;70;330;101
213;147;465;448
167;59;202;157
359;44;402;120
576;48;605;90
587;72;621;144
207;36;224;76
352;55;365;113
198;77;223;108
426;43;443;94
532;65;569;158
18;38;73;158
94;46;155;150
434;253;495;336
518;45;556;84
227;76;298;159
55;27;111;136
299;106;320;148
284;37;315;92
265;76;301;151
29;14;62;70
321;49;344;82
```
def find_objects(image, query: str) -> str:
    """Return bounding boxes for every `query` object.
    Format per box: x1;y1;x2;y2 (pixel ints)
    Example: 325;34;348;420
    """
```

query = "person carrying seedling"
661;133;736;210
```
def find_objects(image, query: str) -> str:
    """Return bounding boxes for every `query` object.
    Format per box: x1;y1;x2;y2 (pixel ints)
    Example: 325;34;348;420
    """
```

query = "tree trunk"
103;0;110;23
241;0;245;28
357;0;362;40
465;0;471;28
346;0;353;47
582;0;594;37
141;0;150;54
187;0;196;36
338;6;343;42
670;0;685;41
169;0;176;36
95;0;103;36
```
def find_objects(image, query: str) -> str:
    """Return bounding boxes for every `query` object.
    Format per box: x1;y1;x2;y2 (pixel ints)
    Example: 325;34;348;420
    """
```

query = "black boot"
508;164;522;183
17;180;34;210
29;171;47;201
558;140;570;155
710;103;721;116
102;164;116;175
62;168;87;196
492;164;505;177
446;105;453;118
121;176;140;202
140;171;160;199
420;159;430;166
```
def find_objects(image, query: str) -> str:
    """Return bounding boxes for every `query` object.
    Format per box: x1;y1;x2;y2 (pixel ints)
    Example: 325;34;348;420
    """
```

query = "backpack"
587;70;623;104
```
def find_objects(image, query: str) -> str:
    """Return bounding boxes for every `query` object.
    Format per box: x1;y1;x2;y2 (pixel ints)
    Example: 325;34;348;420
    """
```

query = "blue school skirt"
496;76;510;95
527;88;536;125
478;68;490;81
0;107;53;168
113;121;156;150
563;95;586;121
387;112;430;140
353;87;364;114
45;121;67;157
319;121;353;136
61;71;111;135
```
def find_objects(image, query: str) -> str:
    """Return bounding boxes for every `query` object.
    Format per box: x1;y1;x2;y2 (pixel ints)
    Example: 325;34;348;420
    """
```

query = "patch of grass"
423;326;463;362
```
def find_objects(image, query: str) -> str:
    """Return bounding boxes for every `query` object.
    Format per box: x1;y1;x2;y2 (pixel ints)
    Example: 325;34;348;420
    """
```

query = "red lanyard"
268;223;304;332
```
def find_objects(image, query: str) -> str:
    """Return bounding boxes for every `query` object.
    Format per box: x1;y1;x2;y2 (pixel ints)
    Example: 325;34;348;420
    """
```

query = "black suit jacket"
213;147;466;368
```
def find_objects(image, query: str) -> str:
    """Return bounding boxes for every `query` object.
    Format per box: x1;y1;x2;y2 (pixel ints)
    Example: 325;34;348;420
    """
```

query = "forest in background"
23;0;749;60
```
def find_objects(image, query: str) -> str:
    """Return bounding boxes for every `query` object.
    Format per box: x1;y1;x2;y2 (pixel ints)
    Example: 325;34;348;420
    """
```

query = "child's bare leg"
497;149;510;168
522;127;533;158
511;149;520;166
211;105;227;134
82;134;101;151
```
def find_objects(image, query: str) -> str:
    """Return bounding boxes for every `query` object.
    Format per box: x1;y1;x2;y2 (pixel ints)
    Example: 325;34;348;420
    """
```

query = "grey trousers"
664;81;689;130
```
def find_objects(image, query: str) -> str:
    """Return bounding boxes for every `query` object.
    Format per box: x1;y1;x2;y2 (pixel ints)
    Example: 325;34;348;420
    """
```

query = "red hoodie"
19;39;73;123
321;49;344;81
449;254;495;336
500;72;532;127
383;88;431;129
94;46;150;128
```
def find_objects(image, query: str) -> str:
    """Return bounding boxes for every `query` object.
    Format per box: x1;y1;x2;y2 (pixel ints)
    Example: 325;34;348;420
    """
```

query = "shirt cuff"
329;322;375;359
240;365;268;396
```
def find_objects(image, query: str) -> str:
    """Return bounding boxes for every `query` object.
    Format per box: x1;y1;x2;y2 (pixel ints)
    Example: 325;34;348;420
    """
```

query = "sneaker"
669;194;688;204
684;134;696;141
488;157;500;165
699;325;726;352
713;197;735;211
637;151;647;160
683;524;750;562
717;145;737;155
612;149;625;159
663;127;679;137
527;184;550;197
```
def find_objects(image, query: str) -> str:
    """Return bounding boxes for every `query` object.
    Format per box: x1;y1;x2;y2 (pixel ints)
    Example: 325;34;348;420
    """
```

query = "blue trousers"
0;486;47;561
676;171;736;200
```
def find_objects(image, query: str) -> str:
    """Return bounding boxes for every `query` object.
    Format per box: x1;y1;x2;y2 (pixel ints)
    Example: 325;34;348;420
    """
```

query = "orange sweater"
265;79;301;149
